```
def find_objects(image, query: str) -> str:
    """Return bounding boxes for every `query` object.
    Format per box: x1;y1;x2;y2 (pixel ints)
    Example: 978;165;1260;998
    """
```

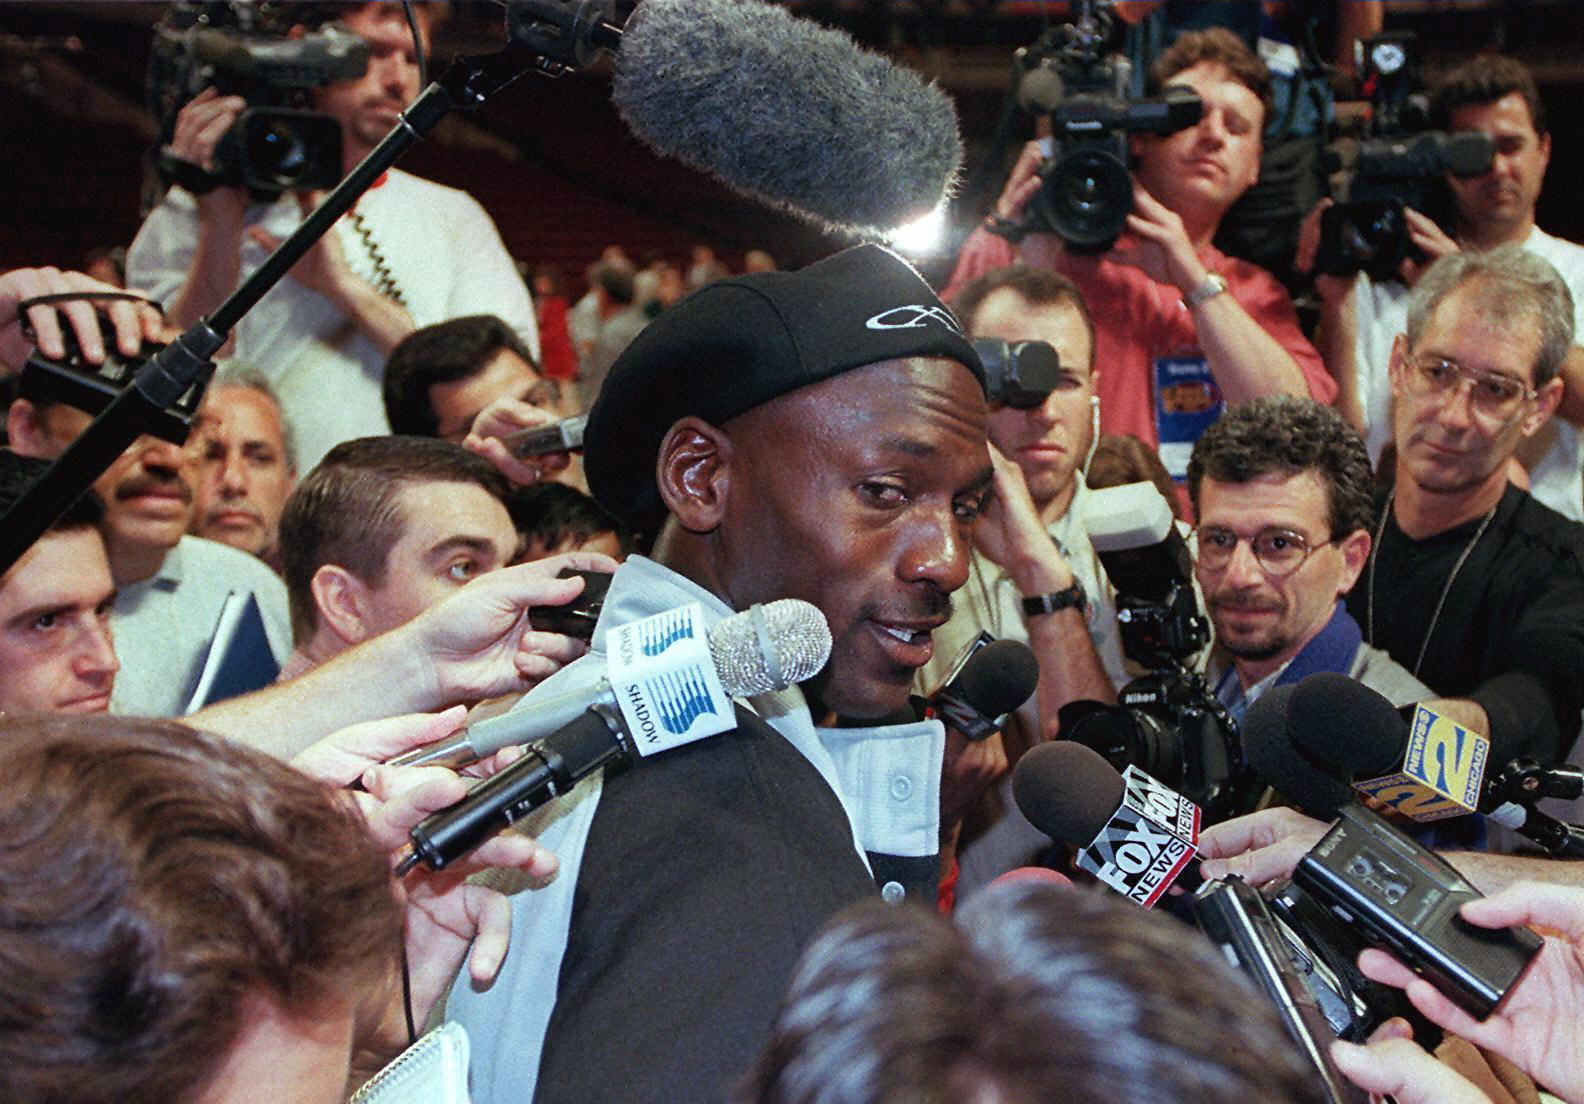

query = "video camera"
1058;482;1257;823
1013;0;1201;252
148;2;371;199
1314;31;1494;281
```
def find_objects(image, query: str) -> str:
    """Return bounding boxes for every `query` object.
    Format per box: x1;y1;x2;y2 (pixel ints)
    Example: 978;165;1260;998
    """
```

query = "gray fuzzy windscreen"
612;0;963;238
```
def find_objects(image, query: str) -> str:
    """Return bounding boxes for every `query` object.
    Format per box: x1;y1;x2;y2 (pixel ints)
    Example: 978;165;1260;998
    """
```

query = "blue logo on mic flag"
638;608;697;657
645;668;721;735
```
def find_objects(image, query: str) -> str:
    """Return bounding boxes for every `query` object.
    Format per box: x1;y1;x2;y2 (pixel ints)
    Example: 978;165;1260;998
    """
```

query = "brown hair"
1432;54;1546;135
278;435;511;641
1188;395;1375;540
0;714;400;1103
949;264;1096;369
744;881;1323;1104
1149;27;1273;124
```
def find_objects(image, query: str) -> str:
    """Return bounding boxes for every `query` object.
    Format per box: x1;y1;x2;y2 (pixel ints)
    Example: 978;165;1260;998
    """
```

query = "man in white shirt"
127;3;538;470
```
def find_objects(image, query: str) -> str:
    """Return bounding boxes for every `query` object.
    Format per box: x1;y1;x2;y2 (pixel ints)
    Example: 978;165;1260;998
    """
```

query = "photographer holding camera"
1309;54;1584;522
948;27;1335;484
127;2;540;472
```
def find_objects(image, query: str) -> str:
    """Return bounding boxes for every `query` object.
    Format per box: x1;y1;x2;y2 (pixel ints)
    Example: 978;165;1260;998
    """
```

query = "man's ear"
655;417;732;534
310;564;371;647
1523;377;1565;437
1387;334;1410;397
1336;528;1372;596
6;399;56;459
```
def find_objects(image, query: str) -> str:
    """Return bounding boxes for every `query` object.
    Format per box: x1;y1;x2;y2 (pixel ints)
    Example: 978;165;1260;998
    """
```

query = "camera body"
150;3;371;198
1062;482;1256;823
1314;32;1494;281
1016;1;1201;252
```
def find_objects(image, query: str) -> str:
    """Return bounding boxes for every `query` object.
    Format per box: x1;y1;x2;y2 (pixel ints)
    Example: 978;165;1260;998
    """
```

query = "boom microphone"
611;0;963;237
1013;741;1201;907
390;598;831;770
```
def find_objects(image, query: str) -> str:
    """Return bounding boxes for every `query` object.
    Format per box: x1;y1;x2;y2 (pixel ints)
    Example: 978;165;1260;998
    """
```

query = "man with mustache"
7;397;291;717
447;244;994;1104
1343;247;1584;768
127;1;538;471
1188;395;1428;726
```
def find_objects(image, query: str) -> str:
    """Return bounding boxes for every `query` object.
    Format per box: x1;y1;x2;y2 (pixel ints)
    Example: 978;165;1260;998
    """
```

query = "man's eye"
1202;530;1236;550
31;612;58;631
859;482;907;508
1479;378;1521;402
447;560;479;582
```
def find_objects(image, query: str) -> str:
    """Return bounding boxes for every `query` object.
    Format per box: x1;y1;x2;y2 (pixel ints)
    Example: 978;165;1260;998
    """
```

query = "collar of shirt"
586;556;944;861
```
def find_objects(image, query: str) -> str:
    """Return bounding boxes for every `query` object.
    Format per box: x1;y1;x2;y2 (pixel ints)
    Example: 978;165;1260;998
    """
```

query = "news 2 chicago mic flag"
584;243;986;531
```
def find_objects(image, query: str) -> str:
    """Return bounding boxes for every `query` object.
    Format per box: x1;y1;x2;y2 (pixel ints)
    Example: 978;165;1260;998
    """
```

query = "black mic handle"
1514;808;1584;859
404;705;628;873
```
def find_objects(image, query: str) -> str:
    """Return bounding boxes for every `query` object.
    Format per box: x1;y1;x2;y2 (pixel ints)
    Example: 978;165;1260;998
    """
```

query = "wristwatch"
1183;272;1228;309
1022;580;1087;618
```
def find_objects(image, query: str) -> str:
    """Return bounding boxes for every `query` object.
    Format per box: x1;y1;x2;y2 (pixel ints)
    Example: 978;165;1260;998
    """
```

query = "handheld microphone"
390;598;830;770
1286;675;1489;822
1012;741;1201;908
396;600;833;874
610;0;962;237
1245;674;1489;823
928;636;1038;741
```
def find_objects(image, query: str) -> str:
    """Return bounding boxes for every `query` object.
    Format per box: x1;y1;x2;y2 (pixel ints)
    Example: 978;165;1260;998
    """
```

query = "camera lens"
1035;146;1132;253
249;118;310;188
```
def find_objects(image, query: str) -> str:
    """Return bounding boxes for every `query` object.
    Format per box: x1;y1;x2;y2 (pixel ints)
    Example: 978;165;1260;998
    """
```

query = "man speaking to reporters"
446;244;993;1103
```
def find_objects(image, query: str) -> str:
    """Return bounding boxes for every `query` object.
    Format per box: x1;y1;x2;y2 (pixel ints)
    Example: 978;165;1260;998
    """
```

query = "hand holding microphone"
395;599;832;873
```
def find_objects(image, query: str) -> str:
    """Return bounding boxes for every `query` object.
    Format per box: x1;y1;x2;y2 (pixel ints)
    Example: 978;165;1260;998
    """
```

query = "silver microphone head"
708;599;831;696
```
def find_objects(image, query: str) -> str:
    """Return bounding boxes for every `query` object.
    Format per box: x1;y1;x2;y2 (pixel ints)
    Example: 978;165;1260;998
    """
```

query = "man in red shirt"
947;28;1334;485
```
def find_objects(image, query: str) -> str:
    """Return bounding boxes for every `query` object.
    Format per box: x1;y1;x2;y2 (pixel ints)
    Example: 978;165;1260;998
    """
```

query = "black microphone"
390;598;830;770
610;0;962;237
1241;683;1360;817
397;699;662;874
1252;674;1584;855
1012;741;1202;907
836;638;1038;735
929;637;1038;741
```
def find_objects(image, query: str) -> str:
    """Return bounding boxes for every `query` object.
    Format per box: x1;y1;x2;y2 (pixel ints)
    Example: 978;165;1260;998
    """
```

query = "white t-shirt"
1353;226;1584;522
128;169;539;470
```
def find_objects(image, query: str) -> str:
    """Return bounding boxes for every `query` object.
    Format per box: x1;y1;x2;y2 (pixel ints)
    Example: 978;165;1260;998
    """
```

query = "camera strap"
156;150;220;197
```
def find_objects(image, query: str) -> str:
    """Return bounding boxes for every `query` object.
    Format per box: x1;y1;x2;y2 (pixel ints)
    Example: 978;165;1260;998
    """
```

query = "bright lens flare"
888;203;949;256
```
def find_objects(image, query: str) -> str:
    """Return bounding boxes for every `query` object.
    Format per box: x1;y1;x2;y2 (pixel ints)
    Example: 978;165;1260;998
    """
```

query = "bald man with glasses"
1187;395;1430;727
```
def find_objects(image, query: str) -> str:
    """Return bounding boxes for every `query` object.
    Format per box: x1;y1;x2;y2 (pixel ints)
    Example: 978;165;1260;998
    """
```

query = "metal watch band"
1183;272;1228;309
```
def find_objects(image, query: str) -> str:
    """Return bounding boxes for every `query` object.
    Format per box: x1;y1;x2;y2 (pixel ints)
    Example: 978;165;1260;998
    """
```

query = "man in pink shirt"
947;28;1334;485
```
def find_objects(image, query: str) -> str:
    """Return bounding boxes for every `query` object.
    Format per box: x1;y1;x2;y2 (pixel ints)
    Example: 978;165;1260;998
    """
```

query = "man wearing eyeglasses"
1188;395;1429;726
1309;55;1584;522
1341;248;1584;766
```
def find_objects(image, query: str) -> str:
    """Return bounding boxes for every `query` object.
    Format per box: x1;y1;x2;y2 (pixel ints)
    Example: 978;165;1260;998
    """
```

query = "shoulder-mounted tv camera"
149;2;372;200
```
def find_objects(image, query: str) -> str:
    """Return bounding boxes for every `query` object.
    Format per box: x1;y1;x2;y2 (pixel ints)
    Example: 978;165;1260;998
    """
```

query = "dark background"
4;0;1584;292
